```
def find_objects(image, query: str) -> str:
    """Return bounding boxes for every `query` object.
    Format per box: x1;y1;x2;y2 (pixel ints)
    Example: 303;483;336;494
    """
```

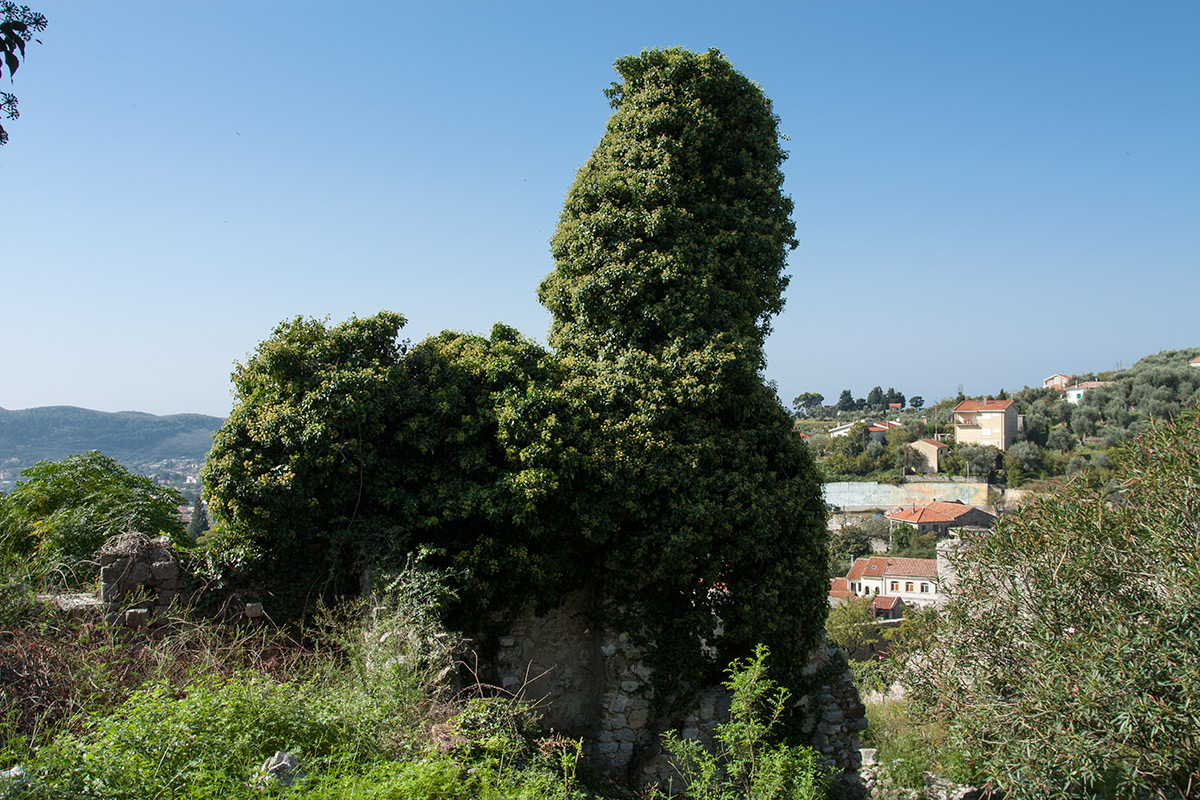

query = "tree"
185;498;209;543
894;444;928;475
538;47;828;694
909;396;924;410
0;3;47;146
884;387;904;409
835;389;856;413
901;407;1200;798
958;444;1001;481
0;451;183;574
791;392;824;418
826;597;880;655
865;386;884;410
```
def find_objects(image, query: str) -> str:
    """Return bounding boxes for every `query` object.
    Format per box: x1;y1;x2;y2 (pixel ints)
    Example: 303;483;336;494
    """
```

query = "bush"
661;645;832;800
902;406;1200;799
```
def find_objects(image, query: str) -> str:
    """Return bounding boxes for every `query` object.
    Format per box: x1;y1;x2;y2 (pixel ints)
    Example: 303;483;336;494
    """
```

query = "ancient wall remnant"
492;589;866;795
97;533;185;627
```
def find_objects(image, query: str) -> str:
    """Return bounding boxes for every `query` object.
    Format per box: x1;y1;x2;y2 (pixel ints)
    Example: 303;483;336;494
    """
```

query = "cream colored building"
909;438;948;473
953;398;1018;451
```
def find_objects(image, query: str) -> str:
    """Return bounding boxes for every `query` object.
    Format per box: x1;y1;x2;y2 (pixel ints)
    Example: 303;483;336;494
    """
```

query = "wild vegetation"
840;406;1200;798
201;47;828;712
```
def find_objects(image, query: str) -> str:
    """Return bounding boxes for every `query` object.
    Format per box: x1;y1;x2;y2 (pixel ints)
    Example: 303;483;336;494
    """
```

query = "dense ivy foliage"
536;47;827;696
204;48;828;713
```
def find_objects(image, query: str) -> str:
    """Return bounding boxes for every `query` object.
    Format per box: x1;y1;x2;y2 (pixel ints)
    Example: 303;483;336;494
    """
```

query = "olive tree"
901;407;1200;799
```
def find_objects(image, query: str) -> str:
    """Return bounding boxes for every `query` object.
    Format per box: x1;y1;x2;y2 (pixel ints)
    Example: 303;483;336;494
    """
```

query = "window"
890;581;899;592
920;583;930;593
905;582;914;592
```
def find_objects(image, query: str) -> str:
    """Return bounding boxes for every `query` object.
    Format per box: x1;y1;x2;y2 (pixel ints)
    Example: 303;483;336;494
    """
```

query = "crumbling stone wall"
492;589;866;795
97;533;185;627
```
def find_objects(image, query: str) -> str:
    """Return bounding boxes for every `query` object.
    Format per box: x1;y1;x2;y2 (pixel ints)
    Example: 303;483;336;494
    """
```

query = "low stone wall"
97;533;185;627
492;589;866;795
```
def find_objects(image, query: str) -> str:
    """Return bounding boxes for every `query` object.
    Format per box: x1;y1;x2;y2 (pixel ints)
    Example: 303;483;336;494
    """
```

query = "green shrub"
661;645;832;800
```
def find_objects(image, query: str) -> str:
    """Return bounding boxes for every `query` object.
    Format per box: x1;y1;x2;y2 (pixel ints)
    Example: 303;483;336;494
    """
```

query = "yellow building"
953;398;1018;451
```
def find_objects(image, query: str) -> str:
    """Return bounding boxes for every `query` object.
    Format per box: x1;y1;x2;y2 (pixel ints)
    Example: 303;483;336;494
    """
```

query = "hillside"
0;406;223;483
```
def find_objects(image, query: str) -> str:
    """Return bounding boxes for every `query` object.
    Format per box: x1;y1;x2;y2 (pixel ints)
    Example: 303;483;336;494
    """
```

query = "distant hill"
0;406;224;477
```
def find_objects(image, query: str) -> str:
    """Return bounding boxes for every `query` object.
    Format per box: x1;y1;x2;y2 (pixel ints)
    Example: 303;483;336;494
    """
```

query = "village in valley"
821;355;1200;625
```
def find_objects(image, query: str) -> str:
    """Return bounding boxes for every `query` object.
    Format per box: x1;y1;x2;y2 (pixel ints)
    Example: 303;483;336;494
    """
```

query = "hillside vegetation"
0;406;222;484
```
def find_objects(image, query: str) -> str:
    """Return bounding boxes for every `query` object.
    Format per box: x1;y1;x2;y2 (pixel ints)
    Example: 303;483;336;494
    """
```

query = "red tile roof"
915;438;948;449
828;577;853;600
869;595;903;611
887;500;983;524
954;399;1014;413
847;555;938;581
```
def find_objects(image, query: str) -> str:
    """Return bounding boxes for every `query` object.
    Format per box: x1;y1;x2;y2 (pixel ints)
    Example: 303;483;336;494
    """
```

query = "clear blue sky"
2;1;1197;418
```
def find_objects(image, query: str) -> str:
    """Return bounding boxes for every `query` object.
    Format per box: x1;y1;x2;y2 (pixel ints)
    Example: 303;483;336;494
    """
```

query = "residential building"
828;577;853;606
1063;380;1114;404
1191;356;1200;369
909;438;948;473
953;398;1018;451
1043;374;1071;389
845;556;940;609
868;595;906;620
886;500;996;537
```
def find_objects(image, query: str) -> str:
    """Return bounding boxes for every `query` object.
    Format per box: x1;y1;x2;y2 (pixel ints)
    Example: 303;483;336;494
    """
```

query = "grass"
0;564;610;800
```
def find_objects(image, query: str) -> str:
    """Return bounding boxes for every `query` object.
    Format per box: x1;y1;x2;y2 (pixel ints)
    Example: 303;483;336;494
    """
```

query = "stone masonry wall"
97;533;185;628
492;589;866;794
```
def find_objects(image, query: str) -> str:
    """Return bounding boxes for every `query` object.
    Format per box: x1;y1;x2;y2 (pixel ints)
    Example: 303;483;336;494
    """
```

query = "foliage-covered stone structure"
203;46;830;776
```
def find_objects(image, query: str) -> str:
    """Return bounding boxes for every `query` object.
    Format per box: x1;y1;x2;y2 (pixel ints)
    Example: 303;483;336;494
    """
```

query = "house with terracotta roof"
868;594;906;620
845;556;940;609
1191;356;1200;369
1044;374;1071;390
953;398;1018;451
908;438;948;473
828;576;854;606
886;500;996;537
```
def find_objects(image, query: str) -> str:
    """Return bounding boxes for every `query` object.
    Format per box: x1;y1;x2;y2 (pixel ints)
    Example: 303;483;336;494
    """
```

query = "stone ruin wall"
97;533;185;628
492;588;866;795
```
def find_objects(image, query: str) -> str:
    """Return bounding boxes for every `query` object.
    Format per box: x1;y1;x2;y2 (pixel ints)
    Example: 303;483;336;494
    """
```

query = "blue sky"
2;1;1196;418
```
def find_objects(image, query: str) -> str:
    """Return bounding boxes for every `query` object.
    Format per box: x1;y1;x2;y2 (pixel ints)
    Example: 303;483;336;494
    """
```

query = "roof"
887;500;992;525
1044;374;1070;381
1065;381;1114;391
868;425;888;433
1191;355;1200;365
954;399;1014;413
847;556;939;581
869;595;903;611
828;577;853;600
914;438;948;449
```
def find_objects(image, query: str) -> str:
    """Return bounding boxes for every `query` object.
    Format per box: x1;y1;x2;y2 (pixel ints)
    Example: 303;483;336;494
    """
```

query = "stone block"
848;716;869;732
627;708;648;730
124;608;150;629
499;636;515;647
822;708;844;724
149;560;179;580
245;602;264;619
860;748;877;767
124;562;152;584
620;680;640;692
